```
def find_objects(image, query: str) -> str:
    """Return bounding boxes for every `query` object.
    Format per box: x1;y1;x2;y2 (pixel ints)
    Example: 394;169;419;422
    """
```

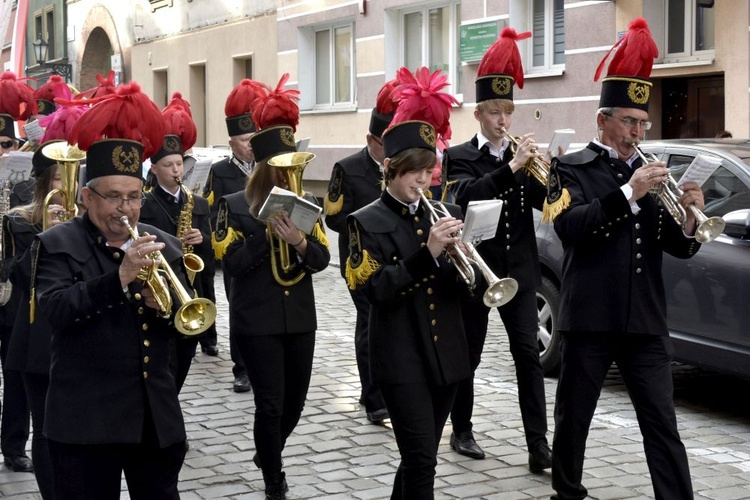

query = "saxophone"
0;180;13;305
175;177;205;285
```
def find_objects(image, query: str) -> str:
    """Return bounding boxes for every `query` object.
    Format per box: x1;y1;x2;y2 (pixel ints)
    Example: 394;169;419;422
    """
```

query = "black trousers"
171;336;200;393
0;317;30;459
380;381;458;500
23;373;55;499
236;332;315;481
552;332;693;500
349;287;385;413
197;266;218;349
451;289;548;448
48;416;186;500
221;265;246;378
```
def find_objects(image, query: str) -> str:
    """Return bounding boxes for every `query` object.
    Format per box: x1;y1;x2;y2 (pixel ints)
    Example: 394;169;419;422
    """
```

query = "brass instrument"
175;177;204;285
265;152;317;287
41;142;85;231
502;127;551;186
631;143;725;243
0;180;13;305
416;188;518;307
119;216;217;336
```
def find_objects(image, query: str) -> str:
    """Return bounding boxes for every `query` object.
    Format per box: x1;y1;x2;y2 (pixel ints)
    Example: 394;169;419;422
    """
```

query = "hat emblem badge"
112;145;141;174
627;81;650;105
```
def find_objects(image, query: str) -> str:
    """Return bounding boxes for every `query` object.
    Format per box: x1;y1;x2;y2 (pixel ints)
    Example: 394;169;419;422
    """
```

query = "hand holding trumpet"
628;160;670;201
427;216;464;259
507;132;538;173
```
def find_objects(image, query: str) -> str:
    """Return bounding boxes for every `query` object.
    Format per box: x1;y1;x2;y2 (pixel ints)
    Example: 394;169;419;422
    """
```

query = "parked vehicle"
534;139;750;377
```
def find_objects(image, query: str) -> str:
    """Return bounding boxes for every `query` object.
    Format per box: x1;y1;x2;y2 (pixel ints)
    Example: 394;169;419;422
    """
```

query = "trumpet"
502;127;551;186
416;189;518;307
41;142;85;231
119;216;217;336
630;143;725;243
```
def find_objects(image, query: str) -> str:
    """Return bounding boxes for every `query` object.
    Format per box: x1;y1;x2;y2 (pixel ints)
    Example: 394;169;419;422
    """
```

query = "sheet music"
22;121;45;147
184;157;214;194
678;154;722;188
0;152;34;184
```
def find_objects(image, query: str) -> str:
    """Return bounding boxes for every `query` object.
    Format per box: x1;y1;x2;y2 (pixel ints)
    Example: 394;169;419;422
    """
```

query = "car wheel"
537;276;560;376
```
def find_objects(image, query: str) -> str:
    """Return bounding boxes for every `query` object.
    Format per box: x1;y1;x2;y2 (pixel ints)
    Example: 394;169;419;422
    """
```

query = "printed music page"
258;186;322;234
677;154;722;188
461;199;504;245
548;129;575;158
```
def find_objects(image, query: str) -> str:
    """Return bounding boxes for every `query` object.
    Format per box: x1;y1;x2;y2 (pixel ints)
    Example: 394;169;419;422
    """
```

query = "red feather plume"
75;71;117;100
251;74;300;131
0;71;38;120
33;74;72;102
375;78;400;115
39;103;88;143
594;17;658;81
390;67;459;140
224;79;268;118
162;95;197;152
477;27;531;89
68;82;164;160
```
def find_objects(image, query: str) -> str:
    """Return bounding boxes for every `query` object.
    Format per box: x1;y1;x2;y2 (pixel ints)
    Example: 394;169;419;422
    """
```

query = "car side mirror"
722;209;750;239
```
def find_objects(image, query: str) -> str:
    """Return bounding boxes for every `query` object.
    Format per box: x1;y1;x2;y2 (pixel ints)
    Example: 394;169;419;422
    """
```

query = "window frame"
662;0;715;64
311;22;355;111
397;1;462;97
525;0;565;74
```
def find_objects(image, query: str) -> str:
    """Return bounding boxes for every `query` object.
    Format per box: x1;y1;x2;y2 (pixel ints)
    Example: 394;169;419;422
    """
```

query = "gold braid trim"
312;223;329;249
212;227;244;260
542;187;571;223
345;249;381;290
206;191;215;207
323;193;343;216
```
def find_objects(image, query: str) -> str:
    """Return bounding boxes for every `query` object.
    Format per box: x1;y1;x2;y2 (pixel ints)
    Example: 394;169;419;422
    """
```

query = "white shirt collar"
477;132;508;159
159;184;181;202
593;139;639;167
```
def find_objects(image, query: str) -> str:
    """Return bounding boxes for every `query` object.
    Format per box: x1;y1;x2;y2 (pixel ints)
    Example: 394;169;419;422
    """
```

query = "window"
665;0;714;60
149;0;173;11
313;24;354;107
529;0;564;70
400;3;462;95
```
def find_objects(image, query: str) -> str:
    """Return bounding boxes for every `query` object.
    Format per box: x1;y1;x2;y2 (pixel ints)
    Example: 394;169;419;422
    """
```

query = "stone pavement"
2;232;750;499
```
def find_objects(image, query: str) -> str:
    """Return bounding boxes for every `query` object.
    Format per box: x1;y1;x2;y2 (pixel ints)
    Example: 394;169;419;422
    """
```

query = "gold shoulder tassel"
542;187;570;223
345;250;381;290
324;194;343;216
206;191;215;207
312;223;330;249
212;227;243;260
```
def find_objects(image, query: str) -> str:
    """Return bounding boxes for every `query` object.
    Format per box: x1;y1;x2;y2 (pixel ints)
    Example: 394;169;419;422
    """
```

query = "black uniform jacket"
3;213;51;374
324;147;383;276
35;215;187;447
347;191;471;386
217;191;330;336
444;136;547;293
553;143;701;335
202;156;250;224
140;186;215;289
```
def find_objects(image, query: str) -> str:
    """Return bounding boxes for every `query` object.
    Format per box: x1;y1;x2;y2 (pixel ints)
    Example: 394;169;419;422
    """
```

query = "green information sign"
460;21;499;63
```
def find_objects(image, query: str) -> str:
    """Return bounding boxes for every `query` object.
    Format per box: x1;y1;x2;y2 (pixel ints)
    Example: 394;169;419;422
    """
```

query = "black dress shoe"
233;375;251;393
528;442;552;473
4;456;33;473
366;408;389;423
450;431;485;459
201;344;219;356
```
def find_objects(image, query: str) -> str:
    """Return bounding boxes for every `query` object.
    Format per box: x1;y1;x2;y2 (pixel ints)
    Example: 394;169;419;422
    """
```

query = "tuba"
631;143;725;243
175;177;204;285
119;216;217;335
265;152;317;287
416;188;518;307
502;127;551;187
41;142;85;231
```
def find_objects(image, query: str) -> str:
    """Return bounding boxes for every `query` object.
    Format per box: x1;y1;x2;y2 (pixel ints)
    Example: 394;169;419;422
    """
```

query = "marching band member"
548;19;698;499
140;92;212;391
442;28;552;470
323;79;398;423
33;83;189;499
346;67;469;499
213;75;329;500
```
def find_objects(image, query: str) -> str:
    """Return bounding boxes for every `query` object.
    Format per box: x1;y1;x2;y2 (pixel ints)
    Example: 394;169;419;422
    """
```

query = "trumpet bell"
176;297;217;336
483;277;519;308
695;216;726;244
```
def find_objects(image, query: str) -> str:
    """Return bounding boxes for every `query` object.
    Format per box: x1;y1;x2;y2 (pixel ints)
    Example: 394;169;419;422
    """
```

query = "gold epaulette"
212;227;243;260
542;187;570;223
345;250;381;290
312;223;330;249
324;194;343;216
206;191;215;207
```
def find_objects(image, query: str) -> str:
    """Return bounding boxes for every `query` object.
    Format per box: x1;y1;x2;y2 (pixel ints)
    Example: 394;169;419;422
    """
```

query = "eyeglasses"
89;186;145;207
0;141;15;149
605;114;652;131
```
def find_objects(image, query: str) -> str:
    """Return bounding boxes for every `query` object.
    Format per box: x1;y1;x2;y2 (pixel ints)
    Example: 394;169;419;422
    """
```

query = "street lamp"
32;34;72;83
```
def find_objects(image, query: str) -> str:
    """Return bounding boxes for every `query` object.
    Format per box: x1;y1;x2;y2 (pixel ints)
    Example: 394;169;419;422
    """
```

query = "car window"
668;154;750;218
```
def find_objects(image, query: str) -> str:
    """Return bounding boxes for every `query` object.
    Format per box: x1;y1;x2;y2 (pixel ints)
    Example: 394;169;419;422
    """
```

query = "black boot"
263;471;288;500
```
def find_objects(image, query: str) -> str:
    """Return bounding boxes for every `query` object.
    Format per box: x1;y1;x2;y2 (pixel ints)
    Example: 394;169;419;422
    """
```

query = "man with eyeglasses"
323;81;393;424
546;19;697;500
32;84;189;499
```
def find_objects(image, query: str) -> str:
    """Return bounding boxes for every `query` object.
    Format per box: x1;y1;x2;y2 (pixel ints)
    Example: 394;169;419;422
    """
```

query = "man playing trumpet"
442;28;552;472
547;18;697;500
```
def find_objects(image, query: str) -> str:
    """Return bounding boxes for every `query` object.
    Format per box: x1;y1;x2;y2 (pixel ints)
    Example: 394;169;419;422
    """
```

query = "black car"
534;139;750;377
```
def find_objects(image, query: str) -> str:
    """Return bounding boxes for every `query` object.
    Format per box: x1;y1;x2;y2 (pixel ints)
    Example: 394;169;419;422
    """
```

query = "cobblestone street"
2;235;750;499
